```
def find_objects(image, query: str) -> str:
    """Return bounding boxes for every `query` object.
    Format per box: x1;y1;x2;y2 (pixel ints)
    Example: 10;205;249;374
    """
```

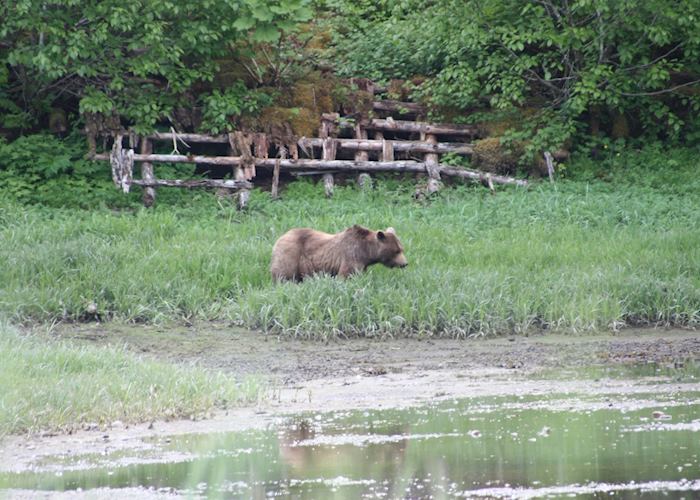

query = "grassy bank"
0;322;264;437
1;146;699;338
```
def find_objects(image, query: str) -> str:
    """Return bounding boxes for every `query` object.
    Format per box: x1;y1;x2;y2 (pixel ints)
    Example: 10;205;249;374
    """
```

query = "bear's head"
376;227;408;268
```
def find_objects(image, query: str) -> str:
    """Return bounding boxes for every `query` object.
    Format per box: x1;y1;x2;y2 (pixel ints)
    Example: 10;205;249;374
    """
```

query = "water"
2;366;700;499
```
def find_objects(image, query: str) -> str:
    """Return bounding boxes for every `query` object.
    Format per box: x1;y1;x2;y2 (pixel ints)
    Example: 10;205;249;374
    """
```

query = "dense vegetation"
2;1;698;149
0;0;311;133
329;0;700;157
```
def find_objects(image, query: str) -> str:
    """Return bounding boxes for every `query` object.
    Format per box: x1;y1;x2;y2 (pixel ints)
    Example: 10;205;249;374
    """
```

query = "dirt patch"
44;323;700;384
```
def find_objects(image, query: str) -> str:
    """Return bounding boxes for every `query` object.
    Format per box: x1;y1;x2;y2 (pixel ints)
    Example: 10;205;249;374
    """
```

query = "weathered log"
323;174;334;198
322;136;337;198
140;138;156;207
292;170;342;176
373;100;425;114
424;133;441;194
544;151;555;183
353;124;369;188
358;173;373;190
297;138;473;154
147;132;229;143
271;159;281;199
269;159;527;186
94;153;527;186
354;124;368;161
93;153;238;164
362;118;477;136
321;114;478;136
228;134;250;209
253;133;269;159
109;134;133;193
131;179;252;189
382;139;395;162
319;115;338;197
439;165;528;187
272;147;285;200
319;113;339;139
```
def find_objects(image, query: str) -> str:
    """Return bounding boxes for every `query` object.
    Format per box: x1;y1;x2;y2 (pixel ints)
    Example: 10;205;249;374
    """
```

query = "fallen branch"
298;138;473;155
321;114;478;136
130;179;252;189
147;132;229;143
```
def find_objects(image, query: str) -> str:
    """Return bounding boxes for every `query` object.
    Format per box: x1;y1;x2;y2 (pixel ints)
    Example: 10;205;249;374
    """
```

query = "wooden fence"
92;99;528;207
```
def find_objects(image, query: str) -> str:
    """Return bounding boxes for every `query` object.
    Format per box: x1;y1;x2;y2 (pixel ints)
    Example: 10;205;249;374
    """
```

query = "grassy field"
1;146;699;338
0;321;264;437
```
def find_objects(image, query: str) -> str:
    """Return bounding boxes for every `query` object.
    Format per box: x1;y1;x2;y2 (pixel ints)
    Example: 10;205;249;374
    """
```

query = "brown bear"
270;225;408;282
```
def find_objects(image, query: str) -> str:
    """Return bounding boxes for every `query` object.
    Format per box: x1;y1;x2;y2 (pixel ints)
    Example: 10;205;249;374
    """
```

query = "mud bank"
44;323;700;383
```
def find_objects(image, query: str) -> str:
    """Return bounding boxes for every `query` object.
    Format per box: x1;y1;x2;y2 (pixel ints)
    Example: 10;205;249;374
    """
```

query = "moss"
386;79;414;101
340;89;374;118
472;137;521;174
244;106;318;141
288;107;319;138
292;82;335;115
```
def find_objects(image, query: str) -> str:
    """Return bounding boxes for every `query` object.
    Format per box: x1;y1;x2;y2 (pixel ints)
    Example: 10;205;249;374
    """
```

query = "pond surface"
2;364;700;499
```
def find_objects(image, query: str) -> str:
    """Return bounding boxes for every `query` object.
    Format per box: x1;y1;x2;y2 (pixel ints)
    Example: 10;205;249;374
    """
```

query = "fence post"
322;137;337;198
228;132;252;209
139;137;156;207
375;131;394;162
355;123;368;189
271;143;284;200
544;151;555;183
319;115;338;198
424;133;441;193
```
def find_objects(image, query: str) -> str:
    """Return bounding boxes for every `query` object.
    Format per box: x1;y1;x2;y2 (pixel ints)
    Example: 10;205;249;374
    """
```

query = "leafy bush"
330;0;700;153
1;0;313;133
200;82;274;134
0;132;132;208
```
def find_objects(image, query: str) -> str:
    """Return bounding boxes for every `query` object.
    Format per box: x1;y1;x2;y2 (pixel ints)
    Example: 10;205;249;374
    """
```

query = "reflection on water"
2;369;700;499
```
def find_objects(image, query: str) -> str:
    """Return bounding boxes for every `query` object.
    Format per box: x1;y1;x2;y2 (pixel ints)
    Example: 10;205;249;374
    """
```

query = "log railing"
92;98;526;207
93;152;527;187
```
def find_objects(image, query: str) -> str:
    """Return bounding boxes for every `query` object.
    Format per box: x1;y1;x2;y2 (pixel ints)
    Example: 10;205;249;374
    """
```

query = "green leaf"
252;24;280;42
232;16;256;31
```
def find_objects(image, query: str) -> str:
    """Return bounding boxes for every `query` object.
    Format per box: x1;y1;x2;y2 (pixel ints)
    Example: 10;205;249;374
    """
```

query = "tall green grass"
1;146;699;338
0;321;264;436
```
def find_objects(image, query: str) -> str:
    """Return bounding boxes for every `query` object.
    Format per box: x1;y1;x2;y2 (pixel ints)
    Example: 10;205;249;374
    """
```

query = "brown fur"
270;225;408;282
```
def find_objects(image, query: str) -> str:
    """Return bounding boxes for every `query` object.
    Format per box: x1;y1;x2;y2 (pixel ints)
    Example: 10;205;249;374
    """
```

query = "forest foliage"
328;0;700;155
0;0;312;133
1;0;699;180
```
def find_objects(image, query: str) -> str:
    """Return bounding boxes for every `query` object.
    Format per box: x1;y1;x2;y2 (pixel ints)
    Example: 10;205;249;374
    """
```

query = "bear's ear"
386;227;396;234
377;231;386;241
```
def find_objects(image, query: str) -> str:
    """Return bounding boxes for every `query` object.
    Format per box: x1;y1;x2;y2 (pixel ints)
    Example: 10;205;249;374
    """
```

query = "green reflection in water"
2;390;700;498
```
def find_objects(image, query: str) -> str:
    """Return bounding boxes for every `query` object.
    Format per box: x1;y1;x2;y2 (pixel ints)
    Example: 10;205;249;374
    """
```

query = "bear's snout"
393;253;408;268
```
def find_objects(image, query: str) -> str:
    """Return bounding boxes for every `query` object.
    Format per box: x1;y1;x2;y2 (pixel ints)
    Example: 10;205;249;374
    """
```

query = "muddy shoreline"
2;325;699;476
44;323;700;383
